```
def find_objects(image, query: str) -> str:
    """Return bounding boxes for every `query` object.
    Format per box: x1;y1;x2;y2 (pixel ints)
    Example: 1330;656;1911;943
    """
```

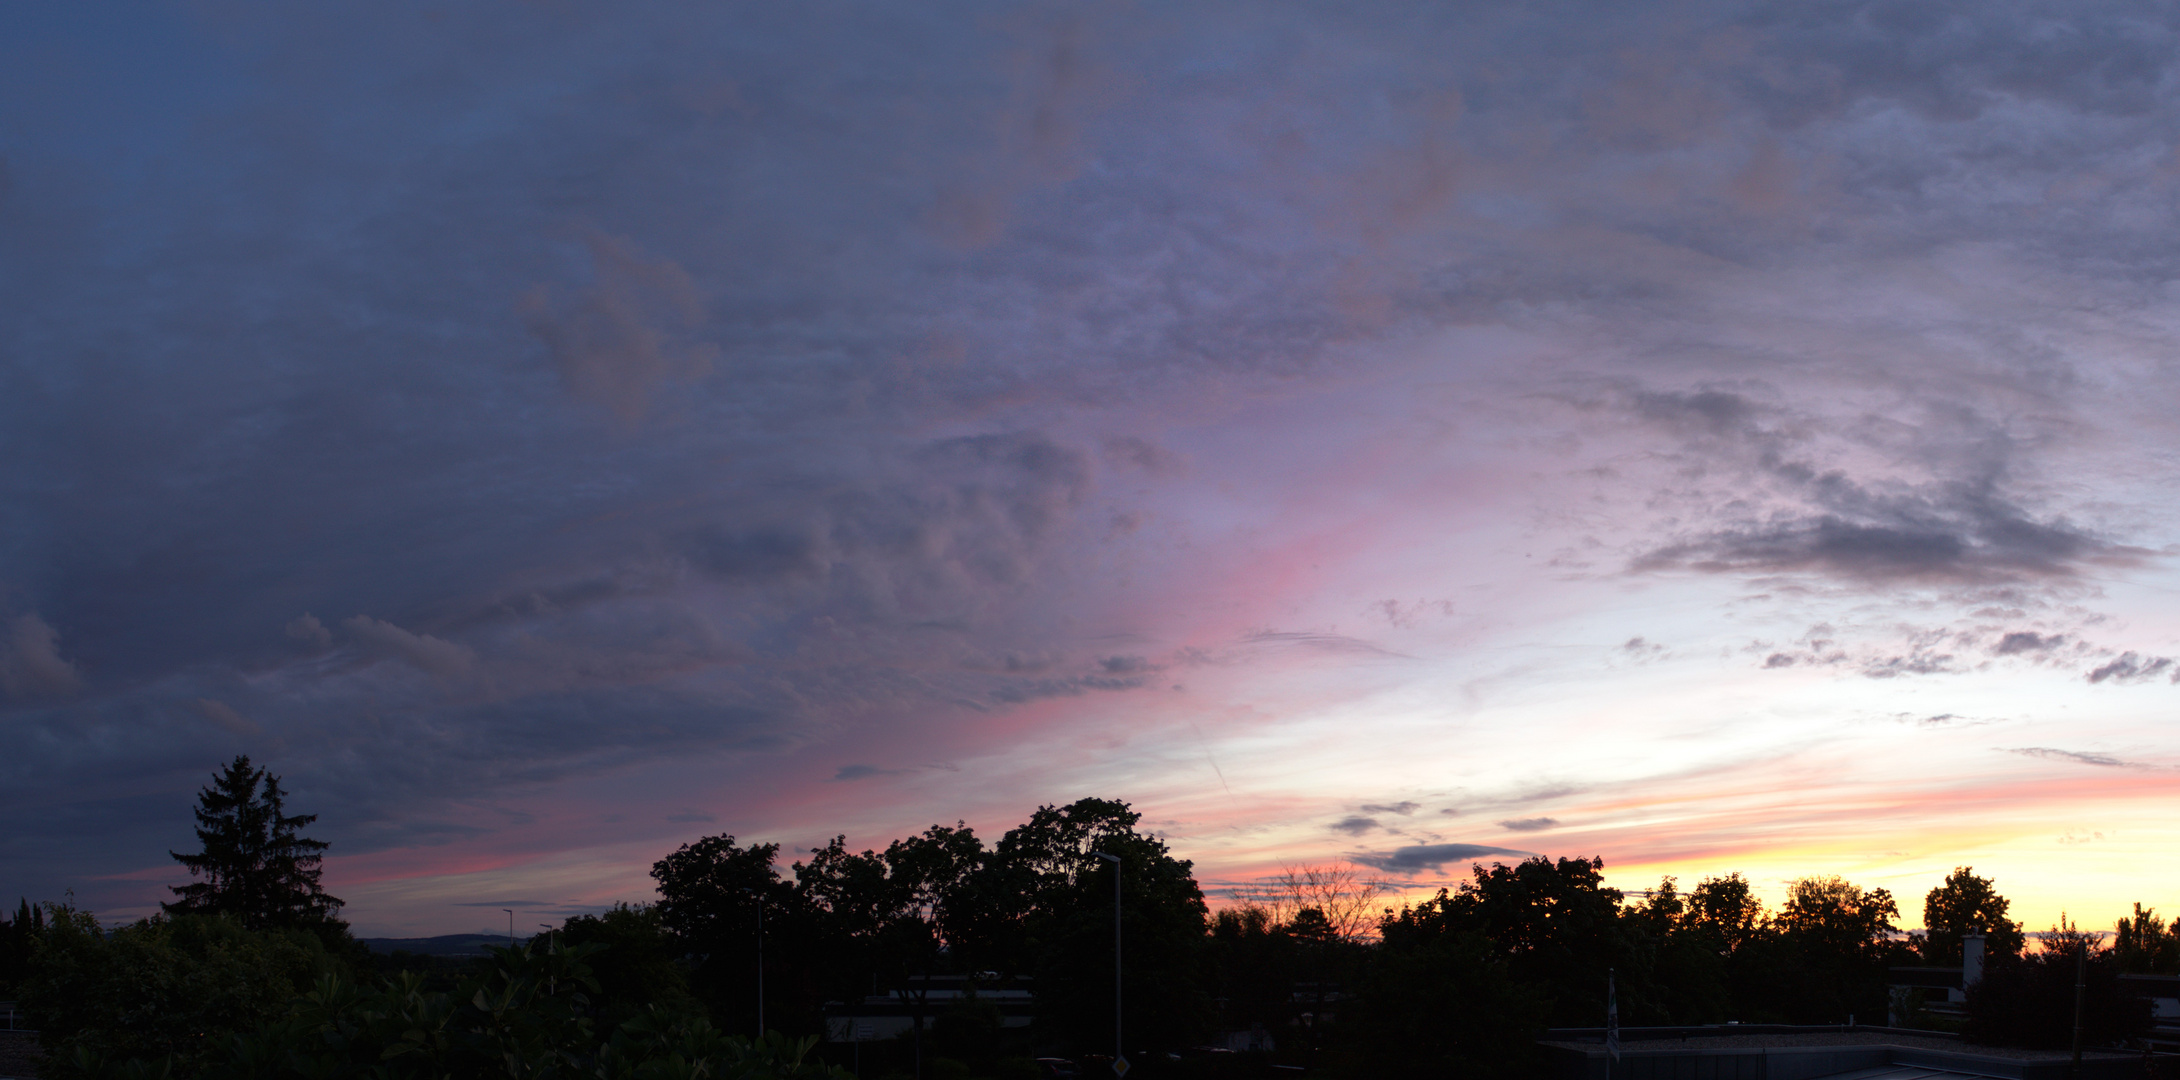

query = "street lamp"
503;909;515;948
742;887;767;1038
542;924;558;993
1090;852;1123;1077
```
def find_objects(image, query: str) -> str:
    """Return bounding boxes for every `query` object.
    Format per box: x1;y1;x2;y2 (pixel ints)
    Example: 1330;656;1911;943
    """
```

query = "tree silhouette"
1921;866;2024;964
1686;873;1767;955
650;833;789;1033
0;897;45;995
1777;876;1897;961
1232;864;1388;943
164;755;342;930
2112;903;2180;974
1381;856;1629;1026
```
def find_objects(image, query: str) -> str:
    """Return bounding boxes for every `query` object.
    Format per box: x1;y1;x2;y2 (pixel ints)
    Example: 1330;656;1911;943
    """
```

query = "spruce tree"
165;755;343;930
0;897;43;994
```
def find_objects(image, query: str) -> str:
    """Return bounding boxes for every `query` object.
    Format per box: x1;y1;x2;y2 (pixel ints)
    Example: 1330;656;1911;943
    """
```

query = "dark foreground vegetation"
2;757;2175;1079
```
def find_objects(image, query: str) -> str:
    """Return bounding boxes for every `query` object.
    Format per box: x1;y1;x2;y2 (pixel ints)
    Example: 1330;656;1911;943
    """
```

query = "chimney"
1963;930;1987;988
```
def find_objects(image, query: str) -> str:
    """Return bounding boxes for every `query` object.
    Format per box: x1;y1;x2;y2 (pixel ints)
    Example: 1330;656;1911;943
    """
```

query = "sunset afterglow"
5;2;2180;939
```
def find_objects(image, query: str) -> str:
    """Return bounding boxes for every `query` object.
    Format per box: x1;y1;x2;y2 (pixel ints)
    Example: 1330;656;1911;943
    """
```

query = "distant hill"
359;933;526;957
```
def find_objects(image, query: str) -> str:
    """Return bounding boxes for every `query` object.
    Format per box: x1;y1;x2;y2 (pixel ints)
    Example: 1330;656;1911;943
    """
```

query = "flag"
1606;968;1620;1062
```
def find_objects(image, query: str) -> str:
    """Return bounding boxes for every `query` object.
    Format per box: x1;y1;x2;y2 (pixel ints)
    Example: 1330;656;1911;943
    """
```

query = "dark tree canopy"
38;781;2180;1077
1380;856;1627;1026
651;833;786;950
649;798;1209;1054
1776;875;1898;963
995;798;1213;1053
2112;903;2180;974
164;755;342;931
1921;866;2024;964
1686;873;1767;955
0;897;44;996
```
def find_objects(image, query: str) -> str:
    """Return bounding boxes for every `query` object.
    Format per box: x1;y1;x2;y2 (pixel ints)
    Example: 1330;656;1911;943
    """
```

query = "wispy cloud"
1498;817;1560;833
833;765;910;782
2000;747;2148;770
0;614;82;700
1242;631;1410;659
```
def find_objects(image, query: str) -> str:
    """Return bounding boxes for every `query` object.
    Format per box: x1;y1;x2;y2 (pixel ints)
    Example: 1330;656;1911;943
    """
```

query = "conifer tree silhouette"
165;755;343;929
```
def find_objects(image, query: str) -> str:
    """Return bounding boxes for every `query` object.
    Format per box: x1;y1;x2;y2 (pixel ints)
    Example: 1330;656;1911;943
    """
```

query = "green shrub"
43;932;856;1080
22;906;331;1077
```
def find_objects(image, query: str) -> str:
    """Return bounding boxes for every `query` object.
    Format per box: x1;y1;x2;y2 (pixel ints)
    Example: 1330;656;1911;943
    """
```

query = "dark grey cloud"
1101;436;1181;476
834;765;910;782
1861;650;1959;680
1762;623;2044;681
1625;389;2148;587
1637;480;2136;586
1350;843;1534;873
1995;631;2064;655
1499;783;1586;806
2086;653;2176;684
1497;817;1559;832
1748;3;2179;124
1330;815;1380;836
1665;514;2123;584
1361;801;1420;816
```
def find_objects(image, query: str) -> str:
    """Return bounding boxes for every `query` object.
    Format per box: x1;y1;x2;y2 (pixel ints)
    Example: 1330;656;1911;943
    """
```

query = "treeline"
4;759;2177;1079
0;787;1215;1080
643;796;1211;1056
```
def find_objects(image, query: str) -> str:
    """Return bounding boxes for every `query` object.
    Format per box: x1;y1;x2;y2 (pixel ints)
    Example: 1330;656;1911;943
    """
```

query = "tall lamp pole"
742;887;767;1038
2070;941;2087;1077
1090;852;1123;1076
757;894;766;1037
503;909;515;948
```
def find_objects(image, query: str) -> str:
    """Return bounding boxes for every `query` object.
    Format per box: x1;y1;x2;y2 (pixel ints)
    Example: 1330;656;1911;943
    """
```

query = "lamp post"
542;924;558;993
1090;852;1123;1077
503;909;515;947
742;887;766;1038
756;894;765;1037
2071;941;2087;1077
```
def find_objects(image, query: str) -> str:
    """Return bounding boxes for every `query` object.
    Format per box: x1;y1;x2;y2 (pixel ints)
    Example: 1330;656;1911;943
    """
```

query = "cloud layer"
6;1;2180;933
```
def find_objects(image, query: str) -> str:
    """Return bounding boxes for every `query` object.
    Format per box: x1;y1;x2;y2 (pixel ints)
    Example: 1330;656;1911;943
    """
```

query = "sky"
4;0;2180;939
